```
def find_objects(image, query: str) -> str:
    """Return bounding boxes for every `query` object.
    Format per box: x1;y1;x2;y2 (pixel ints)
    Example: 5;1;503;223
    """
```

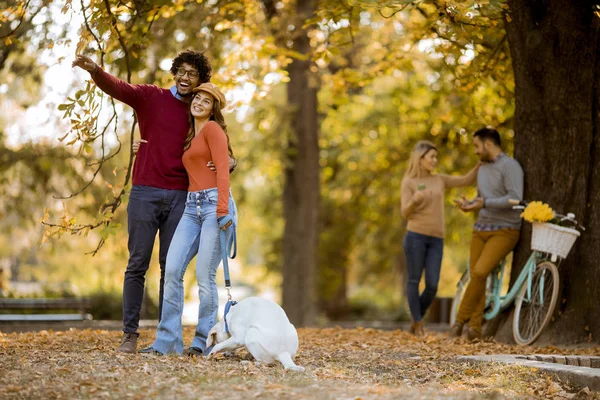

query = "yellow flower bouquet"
520;201;555;223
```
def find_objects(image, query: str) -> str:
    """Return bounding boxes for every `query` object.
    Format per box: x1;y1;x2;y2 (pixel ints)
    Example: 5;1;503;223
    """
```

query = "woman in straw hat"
140;82;237;355
401;140;479;337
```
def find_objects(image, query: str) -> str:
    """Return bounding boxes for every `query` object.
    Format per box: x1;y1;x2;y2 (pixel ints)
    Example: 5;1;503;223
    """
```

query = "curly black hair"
170;50;212;83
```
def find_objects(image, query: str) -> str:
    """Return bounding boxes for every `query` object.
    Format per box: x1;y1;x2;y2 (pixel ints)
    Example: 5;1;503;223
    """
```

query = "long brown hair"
404;140;437;179
183;97;233;158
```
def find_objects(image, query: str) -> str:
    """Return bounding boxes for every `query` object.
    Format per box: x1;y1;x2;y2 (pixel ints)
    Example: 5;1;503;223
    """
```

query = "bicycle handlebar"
508;199;585;231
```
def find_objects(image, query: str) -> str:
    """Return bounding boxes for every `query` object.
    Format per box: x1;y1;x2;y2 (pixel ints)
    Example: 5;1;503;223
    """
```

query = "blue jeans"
403;231;443;322
151;188;238;354
123;185;187;333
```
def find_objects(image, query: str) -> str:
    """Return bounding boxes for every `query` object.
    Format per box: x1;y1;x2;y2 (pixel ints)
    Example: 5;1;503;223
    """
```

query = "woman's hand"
132;139;147;155
411;189;428;204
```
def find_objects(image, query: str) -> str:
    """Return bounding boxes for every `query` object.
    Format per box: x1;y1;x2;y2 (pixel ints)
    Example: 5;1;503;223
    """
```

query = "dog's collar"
224;300;237;333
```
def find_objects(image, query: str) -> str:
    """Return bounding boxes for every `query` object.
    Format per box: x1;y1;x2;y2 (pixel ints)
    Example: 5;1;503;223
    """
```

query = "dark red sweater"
93;68;190;190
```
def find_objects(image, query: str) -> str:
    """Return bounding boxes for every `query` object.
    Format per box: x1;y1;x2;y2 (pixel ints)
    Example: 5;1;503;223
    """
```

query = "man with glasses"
73;50;236;353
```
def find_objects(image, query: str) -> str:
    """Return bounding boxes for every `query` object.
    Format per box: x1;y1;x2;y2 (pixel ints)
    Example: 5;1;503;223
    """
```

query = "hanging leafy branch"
0;0;34;40
40;0;164;255
0;0;53;71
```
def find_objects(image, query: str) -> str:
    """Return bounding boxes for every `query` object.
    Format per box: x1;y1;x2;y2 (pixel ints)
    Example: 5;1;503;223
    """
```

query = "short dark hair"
473;127;501;147
170;50;212;83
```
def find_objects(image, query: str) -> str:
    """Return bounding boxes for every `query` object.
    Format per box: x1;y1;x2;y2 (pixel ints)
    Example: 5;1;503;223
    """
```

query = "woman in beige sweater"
401;140;479;336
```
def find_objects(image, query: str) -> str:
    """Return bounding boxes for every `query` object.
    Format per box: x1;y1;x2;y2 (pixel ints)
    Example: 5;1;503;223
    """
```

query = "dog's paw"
286;365;305;372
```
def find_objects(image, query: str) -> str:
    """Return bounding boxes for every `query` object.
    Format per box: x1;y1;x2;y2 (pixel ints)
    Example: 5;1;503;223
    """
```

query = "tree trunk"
318;257;349;319
282;0;320;326
504;0;600;343
318;201;352;319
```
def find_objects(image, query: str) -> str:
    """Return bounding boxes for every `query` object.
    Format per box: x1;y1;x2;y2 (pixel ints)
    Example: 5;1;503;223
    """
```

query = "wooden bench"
0;298;93;321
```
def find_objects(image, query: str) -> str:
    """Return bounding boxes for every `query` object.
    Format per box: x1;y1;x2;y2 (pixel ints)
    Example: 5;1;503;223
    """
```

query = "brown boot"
117;332;139;353
414;320;425;337
410;320;425;337
450;323;464;337
467;327;482;342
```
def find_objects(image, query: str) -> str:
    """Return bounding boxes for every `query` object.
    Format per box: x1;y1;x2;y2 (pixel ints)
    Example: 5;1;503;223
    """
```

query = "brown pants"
456;228;520;332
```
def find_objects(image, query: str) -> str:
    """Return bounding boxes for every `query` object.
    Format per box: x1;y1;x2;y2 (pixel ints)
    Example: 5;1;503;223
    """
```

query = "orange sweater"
182;121;230;216
401;168;478;238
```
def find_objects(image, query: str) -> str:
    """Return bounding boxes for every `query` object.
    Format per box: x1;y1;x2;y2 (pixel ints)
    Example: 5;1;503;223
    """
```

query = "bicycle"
450;199;584;345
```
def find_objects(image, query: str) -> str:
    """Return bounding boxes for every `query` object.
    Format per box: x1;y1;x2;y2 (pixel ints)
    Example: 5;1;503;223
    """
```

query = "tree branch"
103;0;132;81
0;0;32;39
43;0;141;255
378;1;412;19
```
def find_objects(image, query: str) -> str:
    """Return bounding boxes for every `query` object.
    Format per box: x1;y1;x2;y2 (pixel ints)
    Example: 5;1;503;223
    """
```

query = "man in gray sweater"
451;127;524;340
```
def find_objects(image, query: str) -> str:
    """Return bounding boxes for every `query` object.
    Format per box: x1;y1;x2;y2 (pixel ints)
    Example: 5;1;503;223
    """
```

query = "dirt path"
1;327;598;399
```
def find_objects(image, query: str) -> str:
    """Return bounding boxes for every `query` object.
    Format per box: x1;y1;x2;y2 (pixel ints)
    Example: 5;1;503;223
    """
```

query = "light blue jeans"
151;188;237;355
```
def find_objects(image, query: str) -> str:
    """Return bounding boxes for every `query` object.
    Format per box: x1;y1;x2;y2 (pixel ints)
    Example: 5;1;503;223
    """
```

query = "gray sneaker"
117;332;139;353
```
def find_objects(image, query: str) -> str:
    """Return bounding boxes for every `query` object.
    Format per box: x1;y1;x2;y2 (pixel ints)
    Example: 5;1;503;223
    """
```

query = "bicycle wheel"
513;261;559;345
450;271;469;326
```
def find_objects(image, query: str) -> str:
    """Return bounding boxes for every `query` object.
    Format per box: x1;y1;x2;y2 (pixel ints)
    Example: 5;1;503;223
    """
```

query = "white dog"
206;297;304;371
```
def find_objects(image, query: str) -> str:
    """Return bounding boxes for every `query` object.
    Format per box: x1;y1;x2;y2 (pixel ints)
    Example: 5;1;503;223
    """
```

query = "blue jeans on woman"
403;231;443;323
150;188;238;355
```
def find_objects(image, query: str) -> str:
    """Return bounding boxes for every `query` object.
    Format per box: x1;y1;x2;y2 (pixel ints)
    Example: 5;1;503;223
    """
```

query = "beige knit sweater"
401;167;478;238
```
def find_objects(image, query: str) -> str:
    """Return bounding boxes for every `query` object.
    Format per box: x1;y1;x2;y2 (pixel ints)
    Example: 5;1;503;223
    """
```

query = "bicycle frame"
483;251;546;321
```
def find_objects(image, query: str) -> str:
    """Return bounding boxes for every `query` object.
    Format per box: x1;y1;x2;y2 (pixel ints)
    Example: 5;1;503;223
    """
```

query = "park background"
1;0;599;345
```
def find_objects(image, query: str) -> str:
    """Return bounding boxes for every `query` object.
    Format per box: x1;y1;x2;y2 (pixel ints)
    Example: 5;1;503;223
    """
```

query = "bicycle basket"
531;222;580;259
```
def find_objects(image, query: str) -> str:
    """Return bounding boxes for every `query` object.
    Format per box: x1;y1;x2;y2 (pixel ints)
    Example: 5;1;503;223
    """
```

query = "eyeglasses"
175;67;199;79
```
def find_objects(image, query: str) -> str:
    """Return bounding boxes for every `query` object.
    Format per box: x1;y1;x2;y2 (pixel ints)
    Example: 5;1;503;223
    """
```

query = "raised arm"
72;55;145;109
483;161;524;209
440;162;480;189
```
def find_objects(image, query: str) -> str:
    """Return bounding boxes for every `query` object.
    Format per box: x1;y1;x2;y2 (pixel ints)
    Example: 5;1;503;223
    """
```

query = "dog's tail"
276;352;305;372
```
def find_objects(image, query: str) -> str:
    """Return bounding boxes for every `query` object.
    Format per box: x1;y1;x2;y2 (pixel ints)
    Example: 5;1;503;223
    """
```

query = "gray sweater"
477;153;524;229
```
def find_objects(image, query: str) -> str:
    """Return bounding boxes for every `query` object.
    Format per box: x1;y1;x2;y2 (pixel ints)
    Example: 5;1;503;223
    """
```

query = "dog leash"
219;214;237;333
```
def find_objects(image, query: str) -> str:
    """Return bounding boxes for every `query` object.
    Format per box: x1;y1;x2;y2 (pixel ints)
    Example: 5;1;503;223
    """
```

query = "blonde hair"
404;140;437;179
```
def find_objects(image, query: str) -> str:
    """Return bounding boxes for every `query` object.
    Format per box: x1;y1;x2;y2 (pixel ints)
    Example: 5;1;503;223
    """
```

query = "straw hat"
193;82;226;109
